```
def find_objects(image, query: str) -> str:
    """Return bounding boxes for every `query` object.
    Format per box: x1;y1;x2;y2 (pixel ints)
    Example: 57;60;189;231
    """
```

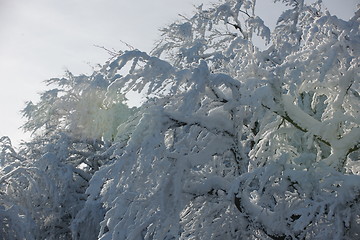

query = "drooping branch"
0;136;26;162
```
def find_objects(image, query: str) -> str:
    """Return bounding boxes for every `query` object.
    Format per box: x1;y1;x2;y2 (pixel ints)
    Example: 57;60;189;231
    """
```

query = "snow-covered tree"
1;0;359;239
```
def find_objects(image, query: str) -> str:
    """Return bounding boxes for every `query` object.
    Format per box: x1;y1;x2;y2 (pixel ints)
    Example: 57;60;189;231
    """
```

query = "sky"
0;0;358;147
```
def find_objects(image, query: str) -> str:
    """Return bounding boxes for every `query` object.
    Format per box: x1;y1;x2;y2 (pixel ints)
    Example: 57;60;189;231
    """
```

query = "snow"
1;1;359;239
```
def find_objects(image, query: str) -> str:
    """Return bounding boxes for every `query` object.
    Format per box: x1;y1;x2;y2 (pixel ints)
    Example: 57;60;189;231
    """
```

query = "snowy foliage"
1;0;359;239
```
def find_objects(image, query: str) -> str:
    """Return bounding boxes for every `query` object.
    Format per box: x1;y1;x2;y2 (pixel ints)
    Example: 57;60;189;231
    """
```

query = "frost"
1;1;360;240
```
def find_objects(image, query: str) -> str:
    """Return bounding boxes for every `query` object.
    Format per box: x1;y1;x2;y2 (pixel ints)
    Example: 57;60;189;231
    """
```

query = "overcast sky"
0;0;358;147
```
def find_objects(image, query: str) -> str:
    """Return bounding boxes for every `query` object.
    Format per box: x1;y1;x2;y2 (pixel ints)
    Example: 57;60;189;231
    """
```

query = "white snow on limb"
166;108;233;135
183;175;230;195
246;16;271;43
282;95;322;133
282;93;359;168
335;127;360;153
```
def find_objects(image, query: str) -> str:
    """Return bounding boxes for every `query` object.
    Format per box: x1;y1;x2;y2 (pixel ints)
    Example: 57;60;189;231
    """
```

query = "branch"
0;136;26;162
261;103;331;147
234;195;287;240
209;86;228;103
263;94;360;159
348;143;360;155
226;21;246;38
337;127;360;156
168;116;234;138
70;166;91;181
239;9;251;18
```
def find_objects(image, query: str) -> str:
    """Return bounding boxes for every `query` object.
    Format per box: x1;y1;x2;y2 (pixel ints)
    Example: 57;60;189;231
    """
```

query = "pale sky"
0;0;358;147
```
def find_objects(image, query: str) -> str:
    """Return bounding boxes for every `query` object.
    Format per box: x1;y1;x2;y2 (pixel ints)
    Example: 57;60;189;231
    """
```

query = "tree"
1;0;359;239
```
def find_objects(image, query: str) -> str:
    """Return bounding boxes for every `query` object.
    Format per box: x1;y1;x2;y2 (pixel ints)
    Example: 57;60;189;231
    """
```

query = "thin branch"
226;21;246;38
93;44;119;57
119;40;135;50
239;9;251;18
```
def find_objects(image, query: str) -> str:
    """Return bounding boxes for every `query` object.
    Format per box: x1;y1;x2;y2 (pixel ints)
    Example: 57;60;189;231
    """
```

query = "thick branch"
168;116;234;138
70;166;91;181
262;103;331;147
348;143;360;155
263;96;359;158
